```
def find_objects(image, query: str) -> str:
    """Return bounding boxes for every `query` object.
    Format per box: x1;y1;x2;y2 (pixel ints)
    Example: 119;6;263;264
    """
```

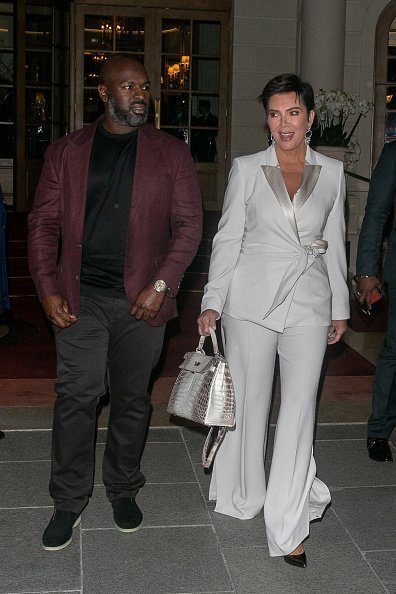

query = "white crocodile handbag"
167;328;235;467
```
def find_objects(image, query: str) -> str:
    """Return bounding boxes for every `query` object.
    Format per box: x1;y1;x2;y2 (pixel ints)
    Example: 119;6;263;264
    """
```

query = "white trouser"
209;314;331;556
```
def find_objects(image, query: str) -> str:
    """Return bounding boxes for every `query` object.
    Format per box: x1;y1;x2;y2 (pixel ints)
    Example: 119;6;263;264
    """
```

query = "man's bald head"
99;54;146;86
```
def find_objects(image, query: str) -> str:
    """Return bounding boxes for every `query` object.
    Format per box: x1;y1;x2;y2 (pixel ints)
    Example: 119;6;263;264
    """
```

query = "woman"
198;73;350;567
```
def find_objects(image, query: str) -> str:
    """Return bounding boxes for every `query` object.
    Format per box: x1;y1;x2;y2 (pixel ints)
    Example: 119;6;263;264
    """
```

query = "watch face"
154;280;167;292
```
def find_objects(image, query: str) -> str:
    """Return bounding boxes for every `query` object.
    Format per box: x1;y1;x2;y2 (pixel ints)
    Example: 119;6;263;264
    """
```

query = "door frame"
71;0;232;210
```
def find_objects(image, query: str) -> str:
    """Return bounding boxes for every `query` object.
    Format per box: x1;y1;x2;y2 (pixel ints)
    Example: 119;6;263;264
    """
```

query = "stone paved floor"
1;422;395;594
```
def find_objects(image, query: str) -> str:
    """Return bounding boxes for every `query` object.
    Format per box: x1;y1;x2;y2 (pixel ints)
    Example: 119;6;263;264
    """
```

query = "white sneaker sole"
42;515;81;551
114;519;143;533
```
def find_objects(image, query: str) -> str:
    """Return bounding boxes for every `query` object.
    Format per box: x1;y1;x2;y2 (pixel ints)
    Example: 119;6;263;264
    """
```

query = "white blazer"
201;145;350;332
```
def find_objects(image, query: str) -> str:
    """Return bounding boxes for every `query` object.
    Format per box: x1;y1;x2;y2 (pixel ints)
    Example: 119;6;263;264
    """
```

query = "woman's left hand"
327;319;347;345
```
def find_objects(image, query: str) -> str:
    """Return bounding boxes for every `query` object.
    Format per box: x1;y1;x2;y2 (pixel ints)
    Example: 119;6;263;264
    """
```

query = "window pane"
161;55;190;90
191;95;218;162
0;14;13;48
84;52;106;87
387;58;396;83
385;111;396;139
85;15;113;51
386;87;396;110
191;58;219;93
0;52;12;83
162;20;190;54
0;122;13;157
0;86;13;121
192;21;220;56
26;89;51;125
115;17;145;52
84;89;104;124
26;6;52;48
26;124;51;158
25;51;52;83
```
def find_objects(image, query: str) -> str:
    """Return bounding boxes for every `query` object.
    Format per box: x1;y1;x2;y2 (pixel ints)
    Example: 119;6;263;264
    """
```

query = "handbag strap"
197;327;220;355
202;426;227;468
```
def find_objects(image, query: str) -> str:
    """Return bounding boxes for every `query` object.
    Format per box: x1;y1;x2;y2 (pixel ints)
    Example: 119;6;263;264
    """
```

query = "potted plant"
312;89;373;150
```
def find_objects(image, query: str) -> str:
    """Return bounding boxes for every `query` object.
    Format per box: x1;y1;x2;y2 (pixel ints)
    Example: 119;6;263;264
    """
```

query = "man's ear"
98;85;108;103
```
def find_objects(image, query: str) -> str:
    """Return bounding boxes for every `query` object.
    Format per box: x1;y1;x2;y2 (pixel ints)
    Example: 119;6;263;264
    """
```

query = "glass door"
73;5;229;209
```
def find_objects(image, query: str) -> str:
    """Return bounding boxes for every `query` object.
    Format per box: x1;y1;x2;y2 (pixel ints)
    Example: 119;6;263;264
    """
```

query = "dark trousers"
51;295;165;513
368;284;396;438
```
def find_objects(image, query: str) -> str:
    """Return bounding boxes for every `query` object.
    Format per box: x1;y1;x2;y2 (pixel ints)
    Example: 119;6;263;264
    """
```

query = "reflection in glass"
26;8;52;48
84;89;104;124
84;52;106;87
25;51;52;83
115;17;145;52
192;21;220;56
161;55;190;90
191;58;219;93
0;123;13;157
162;20;190;54
0;15;13;48
0;52;12;84
0;86;13;121
84;15;113;51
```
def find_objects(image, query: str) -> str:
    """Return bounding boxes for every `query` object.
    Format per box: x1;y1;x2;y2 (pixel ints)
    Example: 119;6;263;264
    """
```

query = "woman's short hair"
259;73;315;114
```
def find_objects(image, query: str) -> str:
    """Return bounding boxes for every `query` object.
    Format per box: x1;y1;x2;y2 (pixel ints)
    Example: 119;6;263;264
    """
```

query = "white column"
300;0;346;91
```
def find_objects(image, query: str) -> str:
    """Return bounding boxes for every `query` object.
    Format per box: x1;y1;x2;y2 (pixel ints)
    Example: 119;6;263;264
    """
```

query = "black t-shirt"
80;121;137;298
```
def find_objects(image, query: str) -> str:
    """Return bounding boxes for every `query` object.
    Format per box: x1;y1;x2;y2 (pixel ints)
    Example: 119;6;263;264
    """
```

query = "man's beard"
107;93;149;128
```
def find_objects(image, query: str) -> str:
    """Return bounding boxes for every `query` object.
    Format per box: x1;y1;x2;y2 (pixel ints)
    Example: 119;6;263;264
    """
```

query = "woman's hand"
197;309;219;336
327;319;347;345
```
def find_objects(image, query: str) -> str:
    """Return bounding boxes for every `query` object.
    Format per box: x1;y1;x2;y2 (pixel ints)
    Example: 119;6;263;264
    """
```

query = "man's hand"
355;275;381;311
327;319;347;345
130;284;166;321
42;294;77;328
197;309;219;336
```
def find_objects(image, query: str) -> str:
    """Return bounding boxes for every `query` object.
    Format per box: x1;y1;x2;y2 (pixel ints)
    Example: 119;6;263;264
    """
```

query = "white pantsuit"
201;145;350;556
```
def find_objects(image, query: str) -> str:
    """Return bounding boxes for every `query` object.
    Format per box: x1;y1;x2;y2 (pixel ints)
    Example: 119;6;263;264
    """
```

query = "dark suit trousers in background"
51;295;165;513
368;283;396;439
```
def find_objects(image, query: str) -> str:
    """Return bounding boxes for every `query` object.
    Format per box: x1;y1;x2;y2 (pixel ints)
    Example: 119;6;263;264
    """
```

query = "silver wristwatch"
152;279;168;293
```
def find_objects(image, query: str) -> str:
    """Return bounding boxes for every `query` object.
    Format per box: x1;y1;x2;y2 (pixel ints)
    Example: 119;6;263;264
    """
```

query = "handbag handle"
197;327;220;356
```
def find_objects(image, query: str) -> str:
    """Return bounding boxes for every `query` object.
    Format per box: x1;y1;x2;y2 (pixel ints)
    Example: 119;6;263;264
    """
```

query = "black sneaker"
112;497;143;533
42;510;81;551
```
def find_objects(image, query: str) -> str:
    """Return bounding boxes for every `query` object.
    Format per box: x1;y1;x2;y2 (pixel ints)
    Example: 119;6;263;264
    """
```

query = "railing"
345;170;370;184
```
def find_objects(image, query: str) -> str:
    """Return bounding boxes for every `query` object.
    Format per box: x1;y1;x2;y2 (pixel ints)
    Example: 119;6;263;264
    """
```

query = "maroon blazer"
28;120;203;327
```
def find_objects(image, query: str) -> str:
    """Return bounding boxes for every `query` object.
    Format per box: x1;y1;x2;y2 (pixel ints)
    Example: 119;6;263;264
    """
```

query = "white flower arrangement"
313;89;373;147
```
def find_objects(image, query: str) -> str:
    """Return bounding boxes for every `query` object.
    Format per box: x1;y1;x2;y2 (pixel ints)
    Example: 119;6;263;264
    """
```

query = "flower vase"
314;145;347;165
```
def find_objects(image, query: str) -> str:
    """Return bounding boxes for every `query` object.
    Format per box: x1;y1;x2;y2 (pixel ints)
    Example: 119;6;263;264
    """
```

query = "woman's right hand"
197;309;219;336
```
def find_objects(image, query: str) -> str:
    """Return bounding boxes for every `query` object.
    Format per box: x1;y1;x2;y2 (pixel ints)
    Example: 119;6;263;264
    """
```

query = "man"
356;140;396;463
28;53;202;550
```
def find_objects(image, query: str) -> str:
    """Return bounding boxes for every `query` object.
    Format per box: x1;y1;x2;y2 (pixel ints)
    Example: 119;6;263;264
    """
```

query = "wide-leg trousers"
51;294;165;513
368;283;396;439
209;314;331;556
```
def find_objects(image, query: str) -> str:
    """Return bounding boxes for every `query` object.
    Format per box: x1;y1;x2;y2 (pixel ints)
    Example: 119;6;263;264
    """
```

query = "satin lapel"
293;164;321;211
129;128;161;222
262;165;299;240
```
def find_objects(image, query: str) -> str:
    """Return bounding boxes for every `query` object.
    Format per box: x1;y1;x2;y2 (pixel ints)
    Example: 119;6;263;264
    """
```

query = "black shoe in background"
367;437;393;462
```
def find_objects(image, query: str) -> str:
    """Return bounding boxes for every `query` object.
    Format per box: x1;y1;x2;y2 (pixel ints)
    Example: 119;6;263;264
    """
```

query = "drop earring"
305;128;312;145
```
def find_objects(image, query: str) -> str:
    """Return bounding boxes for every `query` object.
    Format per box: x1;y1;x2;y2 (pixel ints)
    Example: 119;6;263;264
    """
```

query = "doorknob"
154;98;160;129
